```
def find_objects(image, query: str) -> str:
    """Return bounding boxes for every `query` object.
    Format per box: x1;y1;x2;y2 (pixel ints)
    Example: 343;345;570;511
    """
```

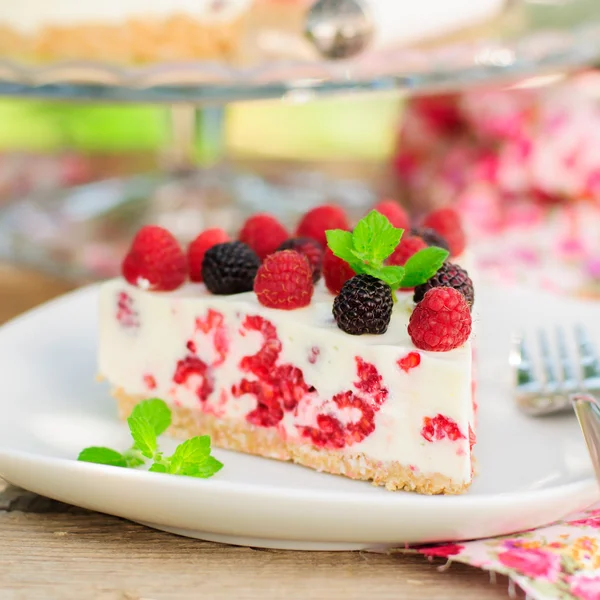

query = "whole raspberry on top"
422;207;466;257
413;262;474;308
254;250;314;310
121;225;187;292
373;199;410;230
202;241;260;295
187;228;230;283
333;274;393;335
277;237;323;283
296;204;349;247
388;235;427;266
408;287;472;352
239;213;288;261
322;247;355;295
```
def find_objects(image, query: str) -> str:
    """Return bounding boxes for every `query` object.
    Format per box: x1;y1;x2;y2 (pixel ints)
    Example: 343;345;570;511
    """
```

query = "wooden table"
0;264;518;600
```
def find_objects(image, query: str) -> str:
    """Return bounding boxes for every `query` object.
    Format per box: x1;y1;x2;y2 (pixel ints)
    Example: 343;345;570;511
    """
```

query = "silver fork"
511;324;600;417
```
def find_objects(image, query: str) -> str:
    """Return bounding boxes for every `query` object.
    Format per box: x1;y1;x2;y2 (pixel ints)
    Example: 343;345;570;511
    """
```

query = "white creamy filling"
98;277;474;484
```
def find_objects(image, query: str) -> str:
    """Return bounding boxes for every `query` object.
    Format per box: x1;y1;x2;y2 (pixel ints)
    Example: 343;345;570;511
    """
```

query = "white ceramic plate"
0;283;598;550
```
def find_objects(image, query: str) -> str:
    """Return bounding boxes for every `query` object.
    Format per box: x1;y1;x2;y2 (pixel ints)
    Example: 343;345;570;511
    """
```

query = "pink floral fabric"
394;70;600;300
404;505;600;599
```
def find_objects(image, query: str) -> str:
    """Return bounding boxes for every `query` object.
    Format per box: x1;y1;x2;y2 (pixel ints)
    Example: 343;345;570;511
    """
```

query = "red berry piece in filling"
172;355;214;402
308;346;320;364
422;207;466;257
143;374;157;390
373;200;410;229
468;424;476;452
300;357;388;449
121;225;187;291
187;228;230;283
254;250;314;310
296;204;349;247
239;213;288;261
232;315;312;427
397;352;421;373
116;291;139;330
322;248;355;295
388;235;427;267
194;309;228;366
408;287;472;352
421;414;466;442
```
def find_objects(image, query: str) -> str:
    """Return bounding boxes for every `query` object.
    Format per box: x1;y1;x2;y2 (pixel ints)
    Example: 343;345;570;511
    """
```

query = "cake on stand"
0;0;599;280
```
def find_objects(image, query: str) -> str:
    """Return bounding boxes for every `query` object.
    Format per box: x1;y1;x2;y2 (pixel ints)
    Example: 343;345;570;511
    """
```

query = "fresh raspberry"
333;274;393;335
410;227;450;252
413;261;474;308
254;250;314;310
373;200;410;229
322;248;355;295
295;204;349;247
422;207;466;257
388;235;427;266
202;241;260;295
277;237;323;283
121;225;187;292
239;213;288;261
187;228;230;283
408;287;472;352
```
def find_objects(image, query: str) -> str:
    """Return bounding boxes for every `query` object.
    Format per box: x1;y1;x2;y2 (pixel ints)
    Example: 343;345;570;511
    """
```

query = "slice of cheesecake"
98;205;476;494
99;281;474;494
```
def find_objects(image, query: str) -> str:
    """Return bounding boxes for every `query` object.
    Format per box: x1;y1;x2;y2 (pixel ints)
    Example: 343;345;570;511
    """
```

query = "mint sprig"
77;398;223;479
326;209;449;294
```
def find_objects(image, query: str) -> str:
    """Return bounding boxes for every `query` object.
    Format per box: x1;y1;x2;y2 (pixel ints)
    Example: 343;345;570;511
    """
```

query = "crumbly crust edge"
113;388;471;495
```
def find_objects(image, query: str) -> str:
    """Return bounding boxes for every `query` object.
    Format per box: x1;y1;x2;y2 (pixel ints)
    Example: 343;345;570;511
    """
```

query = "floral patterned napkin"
401;502;600;600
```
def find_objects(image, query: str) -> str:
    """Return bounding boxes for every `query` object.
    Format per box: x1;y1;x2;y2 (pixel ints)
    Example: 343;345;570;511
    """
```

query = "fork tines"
511;325;600;416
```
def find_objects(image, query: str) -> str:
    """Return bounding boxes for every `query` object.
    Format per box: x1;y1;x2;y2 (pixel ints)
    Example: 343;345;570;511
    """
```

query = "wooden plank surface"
0;264;519;600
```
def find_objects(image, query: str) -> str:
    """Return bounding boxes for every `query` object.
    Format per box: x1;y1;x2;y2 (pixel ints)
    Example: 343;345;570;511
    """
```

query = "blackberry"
277;237;323;283
202;241;260;295
332;274;393;335
413;262;474;308
410;227;450;252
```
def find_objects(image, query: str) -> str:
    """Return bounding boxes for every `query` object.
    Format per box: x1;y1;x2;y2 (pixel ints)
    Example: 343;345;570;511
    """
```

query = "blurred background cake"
0;0;510;65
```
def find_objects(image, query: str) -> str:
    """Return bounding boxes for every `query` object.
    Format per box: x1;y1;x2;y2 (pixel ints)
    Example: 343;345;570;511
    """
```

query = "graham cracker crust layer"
114;388;470;495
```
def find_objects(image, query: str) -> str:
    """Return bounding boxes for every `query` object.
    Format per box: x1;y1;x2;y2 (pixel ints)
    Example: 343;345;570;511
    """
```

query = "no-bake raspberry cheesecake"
98;202;476;494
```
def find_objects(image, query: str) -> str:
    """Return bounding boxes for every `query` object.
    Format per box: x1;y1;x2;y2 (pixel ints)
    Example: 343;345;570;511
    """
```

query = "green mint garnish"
326;209;449;296
77;398;223;479
77;447;127;467
400;246;449;289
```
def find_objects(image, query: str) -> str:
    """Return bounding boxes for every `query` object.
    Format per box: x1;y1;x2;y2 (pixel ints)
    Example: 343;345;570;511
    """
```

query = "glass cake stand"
0;0;600;281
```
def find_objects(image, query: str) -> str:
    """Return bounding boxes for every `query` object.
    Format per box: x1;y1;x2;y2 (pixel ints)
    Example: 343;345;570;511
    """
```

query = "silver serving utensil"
572;393;600;484
511;324;600;416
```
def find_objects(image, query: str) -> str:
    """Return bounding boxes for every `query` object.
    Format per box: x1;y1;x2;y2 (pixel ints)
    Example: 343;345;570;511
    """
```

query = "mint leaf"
377;265;406;289
168;436;211;474
127;416;157;459
325;229;358;266
401;247;449;288
148;462;167;473
122;448;146;468
352;210;403;265
76;398;223;480
184;456;224;478
130;398;171;436
78;447;127;467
